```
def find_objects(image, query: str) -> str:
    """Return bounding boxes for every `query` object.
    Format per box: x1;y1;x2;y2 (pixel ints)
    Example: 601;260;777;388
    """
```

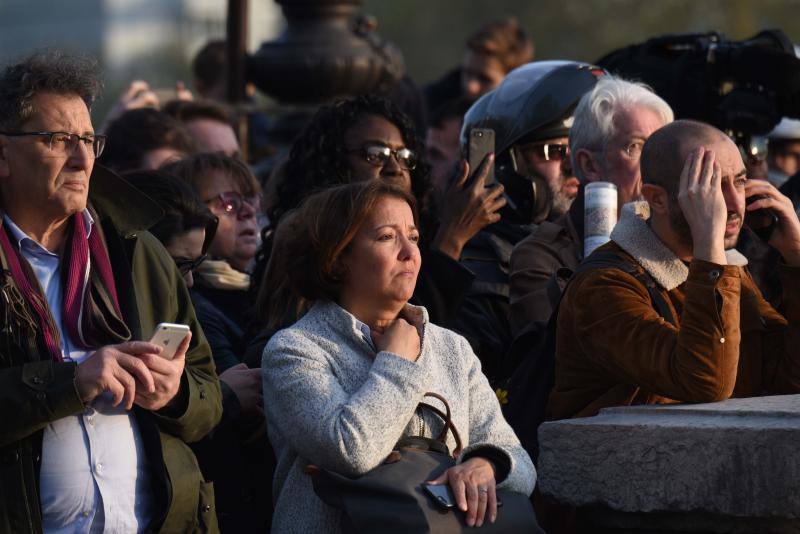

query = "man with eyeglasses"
0;52;222;532
509;76;674;337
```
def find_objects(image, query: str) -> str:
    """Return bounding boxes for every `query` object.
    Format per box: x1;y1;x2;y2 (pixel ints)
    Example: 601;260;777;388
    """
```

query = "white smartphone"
149;323;191;360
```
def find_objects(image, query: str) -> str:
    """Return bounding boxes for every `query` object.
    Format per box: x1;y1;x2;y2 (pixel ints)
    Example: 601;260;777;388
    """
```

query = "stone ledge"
538;395;800;528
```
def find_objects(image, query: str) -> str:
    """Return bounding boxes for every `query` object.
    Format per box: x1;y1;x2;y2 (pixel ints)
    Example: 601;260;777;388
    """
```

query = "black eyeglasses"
174;254;208;276
345;144;417;170
203;191;261;218
0;131;106;158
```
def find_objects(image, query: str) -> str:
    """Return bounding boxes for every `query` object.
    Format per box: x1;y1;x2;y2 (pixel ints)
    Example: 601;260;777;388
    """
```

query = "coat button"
32;376;43;385
709;269;721;280
199;389;207;400
720;337;726;344
202;504;211;513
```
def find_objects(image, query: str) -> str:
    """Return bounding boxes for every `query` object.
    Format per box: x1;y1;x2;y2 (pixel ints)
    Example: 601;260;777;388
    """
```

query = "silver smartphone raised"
149;323;191;360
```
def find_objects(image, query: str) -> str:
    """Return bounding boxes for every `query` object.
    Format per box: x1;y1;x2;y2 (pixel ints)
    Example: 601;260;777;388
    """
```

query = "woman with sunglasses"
252;95;487;346
124;168;273;532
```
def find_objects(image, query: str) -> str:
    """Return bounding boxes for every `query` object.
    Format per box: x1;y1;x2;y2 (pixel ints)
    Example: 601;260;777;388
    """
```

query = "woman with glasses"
124;168;273;532
252;95;480;351
164;153;262;372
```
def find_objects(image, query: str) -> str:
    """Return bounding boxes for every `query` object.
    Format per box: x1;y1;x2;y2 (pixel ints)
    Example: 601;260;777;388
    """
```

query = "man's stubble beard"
667;196;741;252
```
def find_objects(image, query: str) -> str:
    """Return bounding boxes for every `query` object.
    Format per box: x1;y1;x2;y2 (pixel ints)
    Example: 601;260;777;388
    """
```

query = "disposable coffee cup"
584;182;618;257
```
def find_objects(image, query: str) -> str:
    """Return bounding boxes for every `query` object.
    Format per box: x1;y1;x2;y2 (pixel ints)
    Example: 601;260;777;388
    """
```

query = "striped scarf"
0;212;130;361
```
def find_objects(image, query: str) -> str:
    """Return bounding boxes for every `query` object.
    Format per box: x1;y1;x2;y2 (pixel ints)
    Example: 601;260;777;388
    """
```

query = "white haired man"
509;76;674;336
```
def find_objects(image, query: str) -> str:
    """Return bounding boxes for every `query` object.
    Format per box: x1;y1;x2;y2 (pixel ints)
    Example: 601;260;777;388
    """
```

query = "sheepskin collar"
610;203;748;291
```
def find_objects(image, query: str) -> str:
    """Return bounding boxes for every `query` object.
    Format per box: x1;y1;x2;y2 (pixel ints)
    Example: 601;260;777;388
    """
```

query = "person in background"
425;97;473;200
509;76;673;337
125;169;272;532
262;180;535;533
163;99;242;159
452;61;600;383
766;118;800;191
100;108;195;172
425;18;534;112
165;153;261;372
0;50;221;532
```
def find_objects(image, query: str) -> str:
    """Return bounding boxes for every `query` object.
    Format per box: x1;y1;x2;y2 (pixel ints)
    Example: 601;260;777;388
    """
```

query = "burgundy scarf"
0;212;127;362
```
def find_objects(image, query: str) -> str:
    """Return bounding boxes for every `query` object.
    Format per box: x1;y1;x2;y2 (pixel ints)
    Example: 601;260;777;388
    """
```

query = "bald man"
548;120;800;420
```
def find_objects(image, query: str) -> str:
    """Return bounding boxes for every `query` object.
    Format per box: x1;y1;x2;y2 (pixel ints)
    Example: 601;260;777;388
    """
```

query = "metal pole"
226;0;249;161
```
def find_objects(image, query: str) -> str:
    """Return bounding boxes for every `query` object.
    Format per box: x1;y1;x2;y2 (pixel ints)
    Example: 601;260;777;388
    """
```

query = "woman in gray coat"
262;181;535;533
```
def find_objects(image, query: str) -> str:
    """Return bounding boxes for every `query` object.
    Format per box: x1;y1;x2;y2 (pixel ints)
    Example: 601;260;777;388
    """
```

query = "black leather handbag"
310;392;543;533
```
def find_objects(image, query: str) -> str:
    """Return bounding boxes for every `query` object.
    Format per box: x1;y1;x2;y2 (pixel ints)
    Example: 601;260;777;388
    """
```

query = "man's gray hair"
0;50;102;131
569;75;673;181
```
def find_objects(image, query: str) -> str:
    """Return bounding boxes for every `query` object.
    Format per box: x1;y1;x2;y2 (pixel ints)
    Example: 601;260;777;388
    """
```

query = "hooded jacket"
548;208;800;420
0;166;222;533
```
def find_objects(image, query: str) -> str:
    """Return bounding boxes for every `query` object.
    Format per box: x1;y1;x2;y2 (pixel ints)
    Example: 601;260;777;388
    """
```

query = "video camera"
597;29;800;139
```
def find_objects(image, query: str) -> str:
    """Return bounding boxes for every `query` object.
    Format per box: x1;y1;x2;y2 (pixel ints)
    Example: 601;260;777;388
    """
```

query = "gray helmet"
461;61;605;223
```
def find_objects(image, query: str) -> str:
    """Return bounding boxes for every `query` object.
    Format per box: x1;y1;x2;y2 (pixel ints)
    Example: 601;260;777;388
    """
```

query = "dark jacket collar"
88;164;163;236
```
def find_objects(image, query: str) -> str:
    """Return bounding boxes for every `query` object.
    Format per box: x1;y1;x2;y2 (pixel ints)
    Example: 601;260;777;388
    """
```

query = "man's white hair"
569;75;674;181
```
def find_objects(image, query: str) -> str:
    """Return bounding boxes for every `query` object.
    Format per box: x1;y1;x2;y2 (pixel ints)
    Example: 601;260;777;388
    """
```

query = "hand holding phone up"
744;180;800;265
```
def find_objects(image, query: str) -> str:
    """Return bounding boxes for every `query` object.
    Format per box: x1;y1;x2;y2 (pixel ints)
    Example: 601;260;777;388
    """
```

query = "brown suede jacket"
547;209;800;420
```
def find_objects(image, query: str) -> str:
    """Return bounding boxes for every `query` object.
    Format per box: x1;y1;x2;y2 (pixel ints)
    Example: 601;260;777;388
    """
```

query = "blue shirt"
4;214;154;533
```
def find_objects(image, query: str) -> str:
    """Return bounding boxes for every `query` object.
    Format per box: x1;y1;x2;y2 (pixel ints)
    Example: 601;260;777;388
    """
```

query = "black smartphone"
468;128;496;186
422;483;456;510
745;194;779;242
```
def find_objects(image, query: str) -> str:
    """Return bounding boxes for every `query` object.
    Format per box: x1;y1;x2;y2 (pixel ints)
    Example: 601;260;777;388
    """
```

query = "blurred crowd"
4;15;800;534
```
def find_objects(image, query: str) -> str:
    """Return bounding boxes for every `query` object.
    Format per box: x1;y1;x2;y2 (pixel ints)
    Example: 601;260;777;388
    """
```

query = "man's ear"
641;183;669;215
575;148;602;183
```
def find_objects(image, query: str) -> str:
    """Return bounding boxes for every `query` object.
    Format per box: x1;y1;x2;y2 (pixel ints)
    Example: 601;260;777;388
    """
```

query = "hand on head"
677;147;728;264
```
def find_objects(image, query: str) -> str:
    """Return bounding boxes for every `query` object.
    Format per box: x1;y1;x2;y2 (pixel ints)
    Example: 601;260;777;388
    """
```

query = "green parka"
0;166;222;533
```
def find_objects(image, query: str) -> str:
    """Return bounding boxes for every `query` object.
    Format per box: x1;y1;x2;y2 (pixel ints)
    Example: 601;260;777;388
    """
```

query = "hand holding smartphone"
467;128;496;186
149;323;191;360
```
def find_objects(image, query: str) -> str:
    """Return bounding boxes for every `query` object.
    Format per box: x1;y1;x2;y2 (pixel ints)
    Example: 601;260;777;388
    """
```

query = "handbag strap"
417;392;463;458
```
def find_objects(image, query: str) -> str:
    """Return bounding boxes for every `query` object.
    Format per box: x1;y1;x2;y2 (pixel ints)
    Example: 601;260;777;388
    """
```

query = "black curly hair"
269;94;432;225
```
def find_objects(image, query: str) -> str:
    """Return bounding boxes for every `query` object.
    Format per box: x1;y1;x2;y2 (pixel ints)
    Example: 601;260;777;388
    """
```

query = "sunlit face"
0;92;95;224
668;136;747;250
343;115;413;194
165;227;206;288
515;136;578;217
461;51;506;100
338;196;421;314
600;105;667;206
200;171;259;272
185;118;240;158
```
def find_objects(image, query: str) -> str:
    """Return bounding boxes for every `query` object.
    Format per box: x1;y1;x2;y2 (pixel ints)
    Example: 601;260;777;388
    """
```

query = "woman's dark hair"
270;94;432;225
256;181;418;332
123;169;218;251
163;152;261;199
100;108;196;173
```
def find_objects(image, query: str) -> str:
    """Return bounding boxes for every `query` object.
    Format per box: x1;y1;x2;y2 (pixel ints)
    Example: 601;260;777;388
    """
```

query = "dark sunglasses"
345;144;417;170
204;191;261;218
174;254;208;276
520;142;570;162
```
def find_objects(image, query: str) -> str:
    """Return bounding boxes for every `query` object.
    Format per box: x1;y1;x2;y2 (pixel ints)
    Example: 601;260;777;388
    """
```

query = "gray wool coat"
262;300;536;533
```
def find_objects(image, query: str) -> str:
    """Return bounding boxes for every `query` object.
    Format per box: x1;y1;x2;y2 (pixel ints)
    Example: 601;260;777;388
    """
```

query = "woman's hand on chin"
371;318;421;362
427;457;498;527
